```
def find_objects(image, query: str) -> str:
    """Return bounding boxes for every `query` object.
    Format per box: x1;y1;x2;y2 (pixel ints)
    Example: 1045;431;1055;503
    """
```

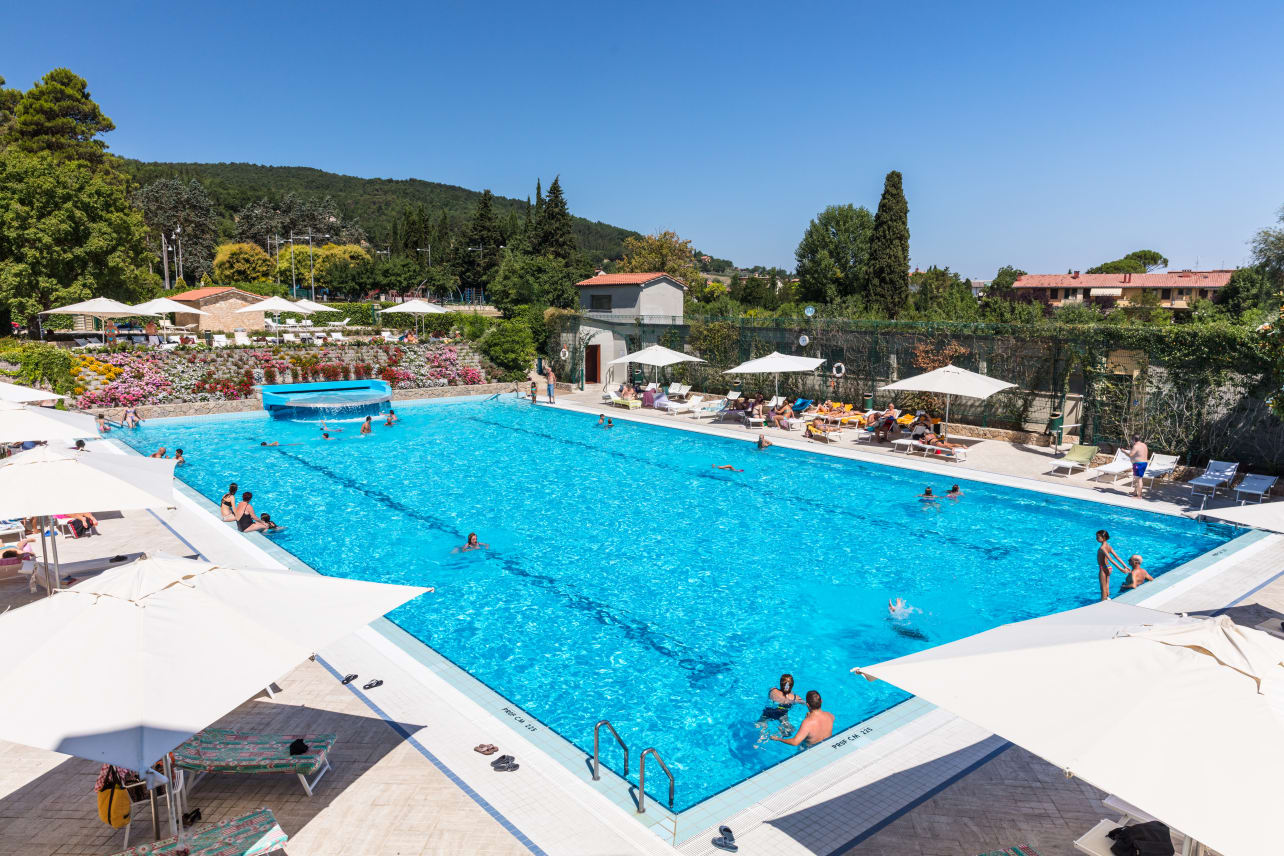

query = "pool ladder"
592;720;675;813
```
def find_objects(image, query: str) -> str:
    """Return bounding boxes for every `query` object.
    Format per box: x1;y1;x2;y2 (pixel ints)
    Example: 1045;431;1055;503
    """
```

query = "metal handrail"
637;747;674;813
592;720;628;781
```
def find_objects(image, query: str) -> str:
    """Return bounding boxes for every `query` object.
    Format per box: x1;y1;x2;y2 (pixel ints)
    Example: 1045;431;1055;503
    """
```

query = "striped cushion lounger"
110;807;287;856
611;398;641;409
976;847;1041;856
174;728;336;797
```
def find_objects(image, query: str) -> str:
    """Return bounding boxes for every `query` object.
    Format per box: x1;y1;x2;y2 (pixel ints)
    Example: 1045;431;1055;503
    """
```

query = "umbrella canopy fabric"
0;553;428;778
236;296;313;314
1200;503;1284;533
723;352;825;375
382;299;448;315
878;363;1016;437
607;344;706;368
0;380;66;404
0;401;98;444
855;601;1284;856
292;298;329;313
132;297;210;317
40;297;158;318
879;364;1016;399
0;444;174;519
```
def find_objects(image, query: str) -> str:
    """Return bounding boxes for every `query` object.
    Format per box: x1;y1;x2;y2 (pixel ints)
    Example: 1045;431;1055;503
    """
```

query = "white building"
572;272;687;385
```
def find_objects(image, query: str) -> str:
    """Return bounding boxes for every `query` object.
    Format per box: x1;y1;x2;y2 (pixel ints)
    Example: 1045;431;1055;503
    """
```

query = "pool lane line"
313;654;550;856
819;739;1013;856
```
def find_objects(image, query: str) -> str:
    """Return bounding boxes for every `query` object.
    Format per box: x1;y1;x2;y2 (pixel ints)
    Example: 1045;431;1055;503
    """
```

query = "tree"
1218;265;1274;318
489;253;581;316
274;243;370;290
132;178;218;281
984;265;1026;300
457;190;503;293
794;204;873;303
1086;249;1168;275
531;176;578;260
867;170;910;317
0;151;151;323
617;230;707;296
2;69;115;167
478;318;535;376
233;193;365;251
0;76;19;142
213;242;274;283
1252;207;1284;289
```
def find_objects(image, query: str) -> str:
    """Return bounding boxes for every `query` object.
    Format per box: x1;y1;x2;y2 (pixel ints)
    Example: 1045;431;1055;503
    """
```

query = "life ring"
559;348;569;360
832;362;846;378
799;334;810;347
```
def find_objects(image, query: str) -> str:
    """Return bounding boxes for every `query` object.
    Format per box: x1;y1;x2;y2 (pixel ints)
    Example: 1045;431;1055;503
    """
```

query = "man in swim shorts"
771;691;833;747
1128;434;1149;498
546;367;557;404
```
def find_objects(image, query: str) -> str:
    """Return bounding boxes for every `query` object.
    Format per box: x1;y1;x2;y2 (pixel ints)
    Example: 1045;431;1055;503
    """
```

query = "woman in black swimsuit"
233;491;269;532
220;483;239;521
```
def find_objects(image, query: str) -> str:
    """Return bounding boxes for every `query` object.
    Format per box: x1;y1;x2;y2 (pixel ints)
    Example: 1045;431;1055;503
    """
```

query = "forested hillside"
114;159;638;261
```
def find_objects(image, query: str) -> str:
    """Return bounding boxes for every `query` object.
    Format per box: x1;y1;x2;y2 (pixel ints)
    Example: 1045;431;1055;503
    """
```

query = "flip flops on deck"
713;826;738;852
474;744;498;755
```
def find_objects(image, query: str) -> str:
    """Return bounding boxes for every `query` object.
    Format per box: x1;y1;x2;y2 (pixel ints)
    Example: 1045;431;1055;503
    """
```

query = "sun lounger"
111;807;287;856
175;727;336;797
282;333;299;344
381;330;397;341
690;397;732;420
711;391;743;423
804;422;842;443
666;382;689;400
894;437;969;462
611;397;641;409
977;847;1041;856
212;334;230;348
1140;453;1178;488
234;331;252;346
285;318;299;327
330;331;346;342
665;394;704;414
1187;459;1238;506
1235;473;1277;503
1050;444;1098;475
1091;448;1134;484
326;317;350;327
1072;819;1122;856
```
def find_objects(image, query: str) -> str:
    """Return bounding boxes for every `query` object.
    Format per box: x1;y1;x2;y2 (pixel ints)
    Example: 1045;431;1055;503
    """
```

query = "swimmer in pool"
1120;553;1154;591
770;691;833;747
597;414;605;428
888;597;920;619
320;421;343;433
757;433;772;450
385;409;398;425
321;432;334;440
459;532;489;552
260;441;279;447
918;486;937;501
606;418;613;429
713;465;744;472
754;674;802;743
360;416;372;435
946;484;963;499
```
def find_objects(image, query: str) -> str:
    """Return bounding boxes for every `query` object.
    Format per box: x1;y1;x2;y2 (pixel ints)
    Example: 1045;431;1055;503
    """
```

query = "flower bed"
73;342;487;408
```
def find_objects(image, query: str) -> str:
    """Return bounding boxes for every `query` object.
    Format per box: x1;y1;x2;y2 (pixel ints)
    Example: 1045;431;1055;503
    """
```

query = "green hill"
114;159;639;261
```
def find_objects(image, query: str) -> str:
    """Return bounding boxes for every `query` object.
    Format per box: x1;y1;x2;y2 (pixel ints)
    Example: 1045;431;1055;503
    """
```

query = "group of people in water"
756;674;835;748
148;446;185;465
219;482;281;533
1096;529;1153;600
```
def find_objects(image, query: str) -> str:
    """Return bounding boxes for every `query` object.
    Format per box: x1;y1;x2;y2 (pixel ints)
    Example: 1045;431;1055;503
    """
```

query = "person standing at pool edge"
1096;530;1130;600
1128;434;1149;498
546;366;556;404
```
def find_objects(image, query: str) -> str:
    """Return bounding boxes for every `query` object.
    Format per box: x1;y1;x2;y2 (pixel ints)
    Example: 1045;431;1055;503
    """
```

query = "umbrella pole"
150;785;160;840
48;522;61;593
38;518;50;598
163;755;180;837
944;395;951;439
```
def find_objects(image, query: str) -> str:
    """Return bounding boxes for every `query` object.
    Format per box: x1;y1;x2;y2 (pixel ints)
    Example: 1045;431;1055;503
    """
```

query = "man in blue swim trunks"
1128;434;1149;499
546;367;557;404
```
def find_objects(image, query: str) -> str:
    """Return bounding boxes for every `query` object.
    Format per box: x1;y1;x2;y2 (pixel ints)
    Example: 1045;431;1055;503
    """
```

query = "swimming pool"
122;397;1234;810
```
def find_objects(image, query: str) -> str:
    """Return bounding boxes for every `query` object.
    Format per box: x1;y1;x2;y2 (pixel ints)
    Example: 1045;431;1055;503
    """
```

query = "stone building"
170;287;267;331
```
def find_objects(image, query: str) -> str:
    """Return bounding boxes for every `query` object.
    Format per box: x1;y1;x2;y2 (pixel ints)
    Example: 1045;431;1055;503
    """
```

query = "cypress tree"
458;189;502;292
533;175;577;260
867;170;910;317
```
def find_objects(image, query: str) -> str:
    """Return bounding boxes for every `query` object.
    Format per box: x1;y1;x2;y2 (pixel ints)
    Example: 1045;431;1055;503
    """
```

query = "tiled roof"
169;286;237;301
1013;271;1234;289
575;272;687;288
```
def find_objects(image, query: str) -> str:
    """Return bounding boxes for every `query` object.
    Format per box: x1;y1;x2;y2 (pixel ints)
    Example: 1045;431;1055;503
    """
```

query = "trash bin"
1047;410;1064;445
863;393;874;410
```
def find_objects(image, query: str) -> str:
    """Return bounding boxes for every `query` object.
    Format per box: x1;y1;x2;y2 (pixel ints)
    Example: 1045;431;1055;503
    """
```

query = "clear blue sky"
5;1;1283;278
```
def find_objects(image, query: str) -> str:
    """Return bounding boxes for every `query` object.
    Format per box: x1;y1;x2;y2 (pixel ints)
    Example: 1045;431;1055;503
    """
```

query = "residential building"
1012;270;1234;310
571;272;687;385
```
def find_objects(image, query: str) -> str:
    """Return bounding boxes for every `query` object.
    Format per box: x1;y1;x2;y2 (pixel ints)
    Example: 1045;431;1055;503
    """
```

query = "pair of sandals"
341;673;383;690
712;825;737;852
474;745;519;772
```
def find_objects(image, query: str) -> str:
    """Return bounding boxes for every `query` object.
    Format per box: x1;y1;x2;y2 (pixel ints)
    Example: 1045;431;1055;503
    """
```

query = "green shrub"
478;318;534;379
0;341;75;394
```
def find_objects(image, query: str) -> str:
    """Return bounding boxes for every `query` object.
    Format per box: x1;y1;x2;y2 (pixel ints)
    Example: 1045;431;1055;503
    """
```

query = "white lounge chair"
301;319;314;327
211;334;230;348
331;331;346;343
689;397;731;419
264;318;280;331
667;383;689;400
1091;449;1134;484
1187;460;1239;507
711;391;743;422
283;332;299;344
285;318;299;327
665;394;704;414
1235;473;1277;504
1140;453;1179;488
233;331;252;346
326;318;350;327
381;330;397;341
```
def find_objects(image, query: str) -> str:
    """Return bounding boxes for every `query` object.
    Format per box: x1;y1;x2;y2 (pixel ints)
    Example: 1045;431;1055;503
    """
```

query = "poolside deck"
1;409;1276;856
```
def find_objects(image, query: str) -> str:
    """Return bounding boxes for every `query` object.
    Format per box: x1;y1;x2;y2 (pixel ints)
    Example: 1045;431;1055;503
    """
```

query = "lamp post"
301;232;329;301
160;232;171;289
465;245;503;305
287;235;298;299
174;225;184;285
416;246;431;267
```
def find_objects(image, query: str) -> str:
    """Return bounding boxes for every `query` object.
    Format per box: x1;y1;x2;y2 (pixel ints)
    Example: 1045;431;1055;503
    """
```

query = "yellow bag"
96;768;131;829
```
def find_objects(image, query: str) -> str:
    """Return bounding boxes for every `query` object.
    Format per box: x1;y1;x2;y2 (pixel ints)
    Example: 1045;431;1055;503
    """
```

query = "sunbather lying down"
805;422;840;442
922;432;965;450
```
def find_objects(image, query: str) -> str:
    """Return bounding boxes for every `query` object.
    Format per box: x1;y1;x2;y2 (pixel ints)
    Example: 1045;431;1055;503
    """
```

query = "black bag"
68;519;86;538
1107;820;1174;856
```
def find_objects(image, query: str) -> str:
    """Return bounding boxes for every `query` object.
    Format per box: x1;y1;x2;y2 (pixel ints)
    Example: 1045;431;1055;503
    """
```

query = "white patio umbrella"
608;344;705;385
879;363;1015;437
0;552;428;835
132;297;211;318
0;444;175;594
293;298;329;313
0;380;66;404
723;351;825;398
854;601;1284;856
0;400;98;443
380;299;448;335
41;297;159;342
236;296;313;315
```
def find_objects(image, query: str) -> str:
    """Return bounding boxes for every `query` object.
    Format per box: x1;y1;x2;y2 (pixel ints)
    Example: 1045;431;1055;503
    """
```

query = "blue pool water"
121;397;1235;810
